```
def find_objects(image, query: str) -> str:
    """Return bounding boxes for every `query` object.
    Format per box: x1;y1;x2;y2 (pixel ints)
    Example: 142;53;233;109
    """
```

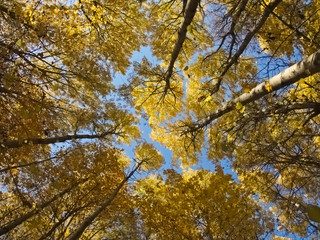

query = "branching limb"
164;0;201;93
210;0;282;95
0;130;119;149
186;49;320;132
67;160;144;240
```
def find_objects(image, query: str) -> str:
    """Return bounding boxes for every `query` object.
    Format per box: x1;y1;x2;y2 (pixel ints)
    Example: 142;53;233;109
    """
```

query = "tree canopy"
1;0;320;239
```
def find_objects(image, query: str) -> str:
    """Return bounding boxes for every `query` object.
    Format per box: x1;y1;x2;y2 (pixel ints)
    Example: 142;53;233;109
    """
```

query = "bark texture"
0;131;117;149
191;50;320;130
164;0;200;90
67;162;143;240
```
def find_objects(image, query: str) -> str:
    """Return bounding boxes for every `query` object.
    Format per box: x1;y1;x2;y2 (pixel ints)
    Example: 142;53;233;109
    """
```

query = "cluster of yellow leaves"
135;169;274;239
131;0;320;238
0;0;147;148
134;143;164;171
257;0;319;56
147;0;213;68
185;77;221;118
132;76;183;124
151;119;204;167
3;0;320;238
207;123;234;161
0;144;137;239
131;58;184;124
227;75;320;236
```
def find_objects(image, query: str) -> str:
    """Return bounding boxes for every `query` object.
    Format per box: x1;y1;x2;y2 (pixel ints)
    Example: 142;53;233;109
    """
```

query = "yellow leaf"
135;143;164;171
265;82;272;92
235;102;243;110
314;136;320;144
11;168;19;176
227;133;235;143
235;102;245;113
204;95;212;102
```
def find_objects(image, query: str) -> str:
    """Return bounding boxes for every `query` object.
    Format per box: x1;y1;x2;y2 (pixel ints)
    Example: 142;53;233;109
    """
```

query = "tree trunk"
0;131;117;149
67;162;143;240
192;50;320;130
38;206;84;240
0;180;85;236
164;0;200;86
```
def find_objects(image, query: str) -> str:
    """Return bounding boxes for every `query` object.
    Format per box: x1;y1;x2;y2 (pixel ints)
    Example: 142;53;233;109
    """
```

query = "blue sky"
112;44;312;239
113;46;220;175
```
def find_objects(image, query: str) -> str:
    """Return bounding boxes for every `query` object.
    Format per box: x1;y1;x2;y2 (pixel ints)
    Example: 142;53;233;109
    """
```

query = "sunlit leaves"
0;1;148;238
131;58;183;124
227;73;320;236
151;119;204;167
135;169;274;239
0;144;134;239
135;143;164;171
256;0;319;56
2;0;320;239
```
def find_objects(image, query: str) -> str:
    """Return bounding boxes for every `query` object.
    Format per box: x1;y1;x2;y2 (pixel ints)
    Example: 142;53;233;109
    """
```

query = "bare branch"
211;0;282;94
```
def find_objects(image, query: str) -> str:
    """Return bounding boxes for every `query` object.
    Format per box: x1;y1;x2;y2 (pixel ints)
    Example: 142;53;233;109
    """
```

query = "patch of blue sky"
111;46;176;176
113;45;238;178
113;46;158;88
110;20;316;240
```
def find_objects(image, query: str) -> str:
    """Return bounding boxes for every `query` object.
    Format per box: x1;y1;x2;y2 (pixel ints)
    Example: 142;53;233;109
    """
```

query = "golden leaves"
204;95;213;102
265;82;272;92
9;166;19;176
135;169;274;239
235;102;245;113
135;143;164;171
151;119;204;167
131;60;183;124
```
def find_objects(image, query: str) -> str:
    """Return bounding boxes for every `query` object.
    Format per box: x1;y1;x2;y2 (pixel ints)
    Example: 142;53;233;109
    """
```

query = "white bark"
193;50;320;130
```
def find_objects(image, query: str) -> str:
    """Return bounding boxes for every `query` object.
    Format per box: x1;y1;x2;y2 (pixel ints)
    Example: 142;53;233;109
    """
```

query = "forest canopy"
1;0;320;239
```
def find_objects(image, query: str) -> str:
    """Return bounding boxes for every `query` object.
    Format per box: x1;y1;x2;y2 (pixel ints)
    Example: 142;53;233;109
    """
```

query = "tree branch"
164;0;201;92
0;131;118;149
189;49;320;131
211;0;282;94
0;180;87;236
67;161;143;240
0;150;72;173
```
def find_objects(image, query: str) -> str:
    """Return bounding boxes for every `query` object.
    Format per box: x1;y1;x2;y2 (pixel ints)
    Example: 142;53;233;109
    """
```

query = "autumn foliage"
1;0;320;239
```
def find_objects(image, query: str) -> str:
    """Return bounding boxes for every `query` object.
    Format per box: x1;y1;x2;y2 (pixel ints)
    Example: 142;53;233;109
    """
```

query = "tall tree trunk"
164;0;200;89
1;131;117;149
191;50;320;130
0;180;86;236
67;162;143;240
